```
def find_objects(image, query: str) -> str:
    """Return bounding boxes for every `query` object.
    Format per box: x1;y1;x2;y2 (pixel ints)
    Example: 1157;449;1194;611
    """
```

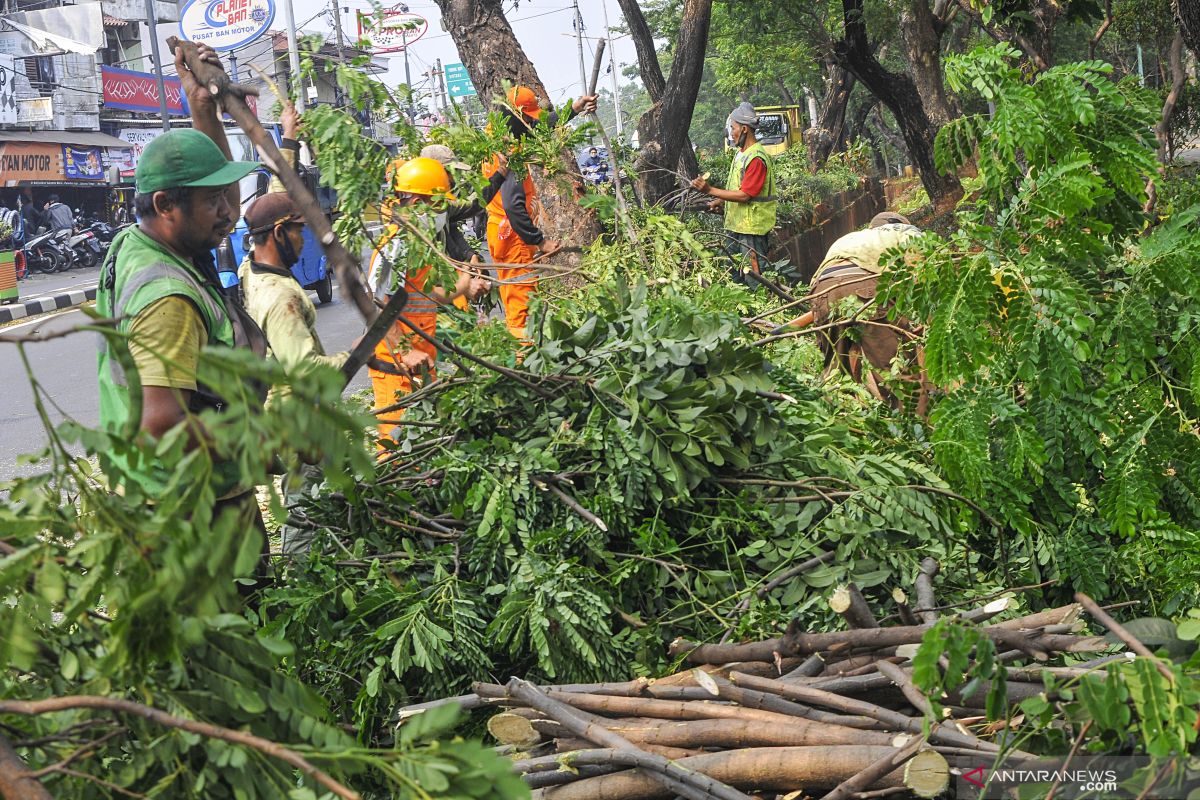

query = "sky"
286;0;643;109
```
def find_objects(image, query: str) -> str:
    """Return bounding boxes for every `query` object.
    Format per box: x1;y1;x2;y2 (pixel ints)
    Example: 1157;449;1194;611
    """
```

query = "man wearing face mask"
690;102;777;278
368;156;490;437
238;192;349;374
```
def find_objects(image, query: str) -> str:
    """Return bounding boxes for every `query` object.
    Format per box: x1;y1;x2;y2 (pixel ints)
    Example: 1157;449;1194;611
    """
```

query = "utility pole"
282;0;304;109
434;57;449;113
573;0;587;94
143;0;170;131
600;0;622;136
402;46;415;122
330;0;346;106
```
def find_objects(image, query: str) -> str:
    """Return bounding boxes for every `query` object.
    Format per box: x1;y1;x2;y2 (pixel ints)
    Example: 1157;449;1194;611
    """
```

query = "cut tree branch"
0;696;359;800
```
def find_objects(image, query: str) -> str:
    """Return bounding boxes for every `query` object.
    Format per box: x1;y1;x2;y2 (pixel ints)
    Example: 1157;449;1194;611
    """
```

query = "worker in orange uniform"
368;157;490;438
483;85;597;339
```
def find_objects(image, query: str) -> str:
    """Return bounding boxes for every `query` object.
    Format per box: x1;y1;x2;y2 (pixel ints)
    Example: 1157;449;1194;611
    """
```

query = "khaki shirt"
239;260;348;373
815;224;921;281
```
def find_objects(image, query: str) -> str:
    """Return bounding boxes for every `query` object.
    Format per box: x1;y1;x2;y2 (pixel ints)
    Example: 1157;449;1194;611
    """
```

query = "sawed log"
527;746;949;800
505;678;753;800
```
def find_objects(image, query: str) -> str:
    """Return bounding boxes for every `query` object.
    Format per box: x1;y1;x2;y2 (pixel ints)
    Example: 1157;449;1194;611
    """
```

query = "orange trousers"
369;311;438;440
487;218;539;340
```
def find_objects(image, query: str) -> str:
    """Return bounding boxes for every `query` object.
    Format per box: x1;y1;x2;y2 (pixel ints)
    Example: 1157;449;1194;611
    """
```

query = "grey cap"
729;102;758;127
420;143;470;171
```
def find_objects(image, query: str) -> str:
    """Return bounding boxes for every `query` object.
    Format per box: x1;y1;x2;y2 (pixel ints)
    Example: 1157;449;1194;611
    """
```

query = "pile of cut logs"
400;560;1131;799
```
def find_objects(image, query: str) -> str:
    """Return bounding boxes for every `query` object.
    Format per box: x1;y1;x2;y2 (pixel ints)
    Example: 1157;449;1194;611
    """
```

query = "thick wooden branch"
914;558;940;624
0;734;54;800
167;37;377;326
505;678;752;800
0;696;358;800
830;583;880;629
527;746;936;799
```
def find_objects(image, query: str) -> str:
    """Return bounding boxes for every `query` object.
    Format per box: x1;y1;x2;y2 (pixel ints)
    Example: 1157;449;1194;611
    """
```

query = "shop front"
0;131;132;226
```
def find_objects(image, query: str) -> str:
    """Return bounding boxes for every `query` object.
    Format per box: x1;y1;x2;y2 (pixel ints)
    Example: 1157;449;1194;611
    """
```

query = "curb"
0;287;97;323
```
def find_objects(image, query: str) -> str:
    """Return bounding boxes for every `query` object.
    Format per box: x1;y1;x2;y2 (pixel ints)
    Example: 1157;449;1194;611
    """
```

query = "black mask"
274;225;299;267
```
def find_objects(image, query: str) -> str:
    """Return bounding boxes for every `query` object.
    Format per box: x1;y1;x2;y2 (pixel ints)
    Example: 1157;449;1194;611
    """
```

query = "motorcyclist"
582;146;608;184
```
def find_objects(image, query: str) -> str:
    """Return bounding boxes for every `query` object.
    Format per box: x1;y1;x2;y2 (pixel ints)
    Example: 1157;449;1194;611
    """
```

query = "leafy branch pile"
265;274;1000;739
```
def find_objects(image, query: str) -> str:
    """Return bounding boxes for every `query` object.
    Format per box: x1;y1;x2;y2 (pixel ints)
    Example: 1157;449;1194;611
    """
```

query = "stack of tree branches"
398;560;1137;799
267;276;990;735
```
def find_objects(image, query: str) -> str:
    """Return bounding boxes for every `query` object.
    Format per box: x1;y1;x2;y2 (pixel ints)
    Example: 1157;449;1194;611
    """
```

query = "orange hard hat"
391;156;454;199
507;85;541;118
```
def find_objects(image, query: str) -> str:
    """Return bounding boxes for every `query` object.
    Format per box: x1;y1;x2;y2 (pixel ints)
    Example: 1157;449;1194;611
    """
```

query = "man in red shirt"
691;103;778;279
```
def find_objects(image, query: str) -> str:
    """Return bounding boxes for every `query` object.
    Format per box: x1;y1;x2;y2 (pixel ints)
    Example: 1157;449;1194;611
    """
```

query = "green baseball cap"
135;129;258;195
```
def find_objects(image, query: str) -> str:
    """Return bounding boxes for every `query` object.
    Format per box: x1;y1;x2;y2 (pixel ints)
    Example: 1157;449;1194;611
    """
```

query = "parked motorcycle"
22;229;70;274
68;228;104;268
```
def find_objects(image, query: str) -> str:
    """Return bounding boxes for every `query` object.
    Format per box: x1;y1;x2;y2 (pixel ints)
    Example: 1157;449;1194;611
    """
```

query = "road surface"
0;283;371;483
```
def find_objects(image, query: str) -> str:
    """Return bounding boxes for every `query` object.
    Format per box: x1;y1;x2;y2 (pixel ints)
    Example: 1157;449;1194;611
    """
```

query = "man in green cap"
95;43;265;546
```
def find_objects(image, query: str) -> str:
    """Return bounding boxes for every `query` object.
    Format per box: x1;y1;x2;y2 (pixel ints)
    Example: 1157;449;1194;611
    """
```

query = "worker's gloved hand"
495;152;510;177
690;176;711;194
572;95;599;114
538;239;561;257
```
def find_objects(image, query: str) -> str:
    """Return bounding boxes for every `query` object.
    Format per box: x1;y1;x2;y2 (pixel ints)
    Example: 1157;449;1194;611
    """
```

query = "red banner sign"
102;66;186;116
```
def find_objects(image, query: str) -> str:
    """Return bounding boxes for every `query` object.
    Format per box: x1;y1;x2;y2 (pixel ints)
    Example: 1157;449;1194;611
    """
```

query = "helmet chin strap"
275;225;299;267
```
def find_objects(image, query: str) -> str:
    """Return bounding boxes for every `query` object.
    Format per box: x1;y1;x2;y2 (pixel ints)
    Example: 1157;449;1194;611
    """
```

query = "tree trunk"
0;736;53;800
615;0;700;183
432;0;600;256
1156;32;1187;162
627;0;714;203
808;62;856;167
900;0;956;129
1178;0;1200;62
835;0;962;207
1090;0;1113;58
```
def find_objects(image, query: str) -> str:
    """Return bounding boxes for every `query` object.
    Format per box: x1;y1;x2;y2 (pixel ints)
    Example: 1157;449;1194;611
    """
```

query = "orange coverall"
368;244;438;440
483;156;541;340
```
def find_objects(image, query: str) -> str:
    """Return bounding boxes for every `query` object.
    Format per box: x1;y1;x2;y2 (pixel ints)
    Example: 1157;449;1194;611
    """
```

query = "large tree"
432;0;600;254
834;0;963;206
616;0;715;203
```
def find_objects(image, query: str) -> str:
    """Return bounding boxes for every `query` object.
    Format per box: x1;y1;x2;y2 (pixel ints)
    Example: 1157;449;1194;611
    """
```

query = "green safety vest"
96;225;238;495
723;142;777;236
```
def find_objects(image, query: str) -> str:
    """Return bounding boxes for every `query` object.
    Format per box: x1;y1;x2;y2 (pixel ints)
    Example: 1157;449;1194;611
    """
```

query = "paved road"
13;263;103;301
0;283;370;482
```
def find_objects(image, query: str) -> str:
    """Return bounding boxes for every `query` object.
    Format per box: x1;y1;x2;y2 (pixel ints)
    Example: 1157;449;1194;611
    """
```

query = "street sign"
357;9;428;54
178;0;275;52
444;62;476;98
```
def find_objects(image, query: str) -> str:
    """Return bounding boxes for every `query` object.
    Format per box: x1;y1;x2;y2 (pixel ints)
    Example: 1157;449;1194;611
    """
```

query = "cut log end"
830;585;853;614
904;749;950;798
488;712;542;747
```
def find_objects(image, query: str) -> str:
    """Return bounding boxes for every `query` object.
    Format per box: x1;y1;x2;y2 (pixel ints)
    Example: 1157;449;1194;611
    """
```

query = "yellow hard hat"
391;156;454;198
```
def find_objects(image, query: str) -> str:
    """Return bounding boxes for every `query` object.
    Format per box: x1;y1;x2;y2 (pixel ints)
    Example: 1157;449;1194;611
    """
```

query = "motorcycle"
22;229;70;273
68;228;104;268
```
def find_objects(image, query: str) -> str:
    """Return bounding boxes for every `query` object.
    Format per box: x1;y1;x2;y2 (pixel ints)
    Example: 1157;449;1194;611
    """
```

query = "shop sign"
16;97;53;123
101;66;186;116
357;9;427;54
179;0;275;52
0;142;63;184
63;145;105;181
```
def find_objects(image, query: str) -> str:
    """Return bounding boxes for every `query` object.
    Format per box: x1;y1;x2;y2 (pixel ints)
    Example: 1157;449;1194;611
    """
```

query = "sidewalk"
0;265;101;324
